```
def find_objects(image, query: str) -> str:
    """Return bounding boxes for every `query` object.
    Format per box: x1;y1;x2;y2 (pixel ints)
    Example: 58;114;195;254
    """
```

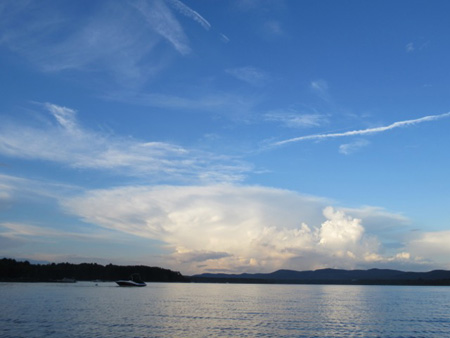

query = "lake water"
1;282;450;337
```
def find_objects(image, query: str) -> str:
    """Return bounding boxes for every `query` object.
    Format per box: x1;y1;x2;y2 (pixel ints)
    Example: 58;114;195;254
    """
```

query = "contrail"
168;0;211;30
273;112;450;146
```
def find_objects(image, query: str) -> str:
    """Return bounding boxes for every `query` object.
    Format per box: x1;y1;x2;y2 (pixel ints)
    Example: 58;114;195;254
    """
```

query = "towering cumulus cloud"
63;184;402;273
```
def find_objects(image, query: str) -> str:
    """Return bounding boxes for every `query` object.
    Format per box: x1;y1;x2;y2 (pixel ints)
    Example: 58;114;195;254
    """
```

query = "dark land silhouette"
192;268;450;285
2;258;450;285
0;258;187;283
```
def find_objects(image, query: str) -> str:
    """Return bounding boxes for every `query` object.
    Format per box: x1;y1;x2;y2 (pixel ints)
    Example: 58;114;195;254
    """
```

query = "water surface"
1;282;449;337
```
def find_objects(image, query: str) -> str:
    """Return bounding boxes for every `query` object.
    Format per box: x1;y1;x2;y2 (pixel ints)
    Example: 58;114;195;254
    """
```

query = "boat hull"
115;280;146;287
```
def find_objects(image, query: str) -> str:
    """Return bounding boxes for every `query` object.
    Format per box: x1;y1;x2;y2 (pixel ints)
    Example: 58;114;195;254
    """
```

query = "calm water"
1;282;450;337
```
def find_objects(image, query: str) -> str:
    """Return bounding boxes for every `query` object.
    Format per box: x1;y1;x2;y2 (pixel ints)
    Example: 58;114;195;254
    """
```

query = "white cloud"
133;0;191;55
0;173;78;202
311;80;328;91
226;66;269;86
264;20;284;37
0;103;250;183
0;1;210;85
62;184;418;274
265;110;328;128
406;231;450;268
406;42;415;52
0;181;13;208
405;41;429;53
220;33;230;43
44;103;78;132
0;222;112;242
339;139;370;155
319;207;364;247
274;111;450;146
105;90;260;122
167;0;211;31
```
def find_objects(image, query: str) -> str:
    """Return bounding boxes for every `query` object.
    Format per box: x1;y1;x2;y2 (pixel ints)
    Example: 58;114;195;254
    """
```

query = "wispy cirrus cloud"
339;139;370;155
167;0;211;31
105;90;260;122
310;79;330;101
0;103;250;183
274;112;450;146
0;173;81;203
405;40;429;53
0;222;112;242
263;20;284;37
132;0;191;55
226;66;269;86
0;0;210;85
265;109;328;128
406;42;415;53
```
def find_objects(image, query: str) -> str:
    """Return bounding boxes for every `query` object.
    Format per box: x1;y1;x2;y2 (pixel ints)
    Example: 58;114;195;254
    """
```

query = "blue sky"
1;0;450;274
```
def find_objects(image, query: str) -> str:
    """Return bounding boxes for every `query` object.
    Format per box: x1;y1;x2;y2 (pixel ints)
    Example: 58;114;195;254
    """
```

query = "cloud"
44;103;78;132
0;103;250;183
406;231;450;268
263;20;284;37
265;110;328;128
173;250;232;264
62;184;418;274
274;111;450;146
310;79;330;100
0;222;112;242
405;41;429;53
167;0;211;31
0;0;210;85
0;173;82;209
132;0;191;55
226;66;269;86
0;179;13;209
0;2;153;81
105;90;260;122
339;139;370;155
220;33;230;43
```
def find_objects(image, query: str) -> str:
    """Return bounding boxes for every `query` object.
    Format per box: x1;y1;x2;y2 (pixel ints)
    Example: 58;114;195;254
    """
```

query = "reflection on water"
1;282;450;337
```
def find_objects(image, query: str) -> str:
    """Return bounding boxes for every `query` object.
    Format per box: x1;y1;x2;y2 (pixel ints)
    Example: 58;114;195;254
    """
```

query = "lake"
1;282;450;337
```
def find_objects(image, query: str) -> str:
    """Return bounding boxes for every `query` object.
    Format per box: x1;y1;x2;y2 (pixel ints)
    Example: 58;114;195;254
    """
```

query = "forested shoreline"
3;258;450;286
0;258;188;282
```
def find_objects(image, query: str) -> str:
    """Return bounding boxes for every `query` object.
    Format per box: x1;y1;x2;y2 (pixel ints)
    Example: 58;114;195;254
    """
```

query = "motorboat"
115;273;146;287
116;280;146;287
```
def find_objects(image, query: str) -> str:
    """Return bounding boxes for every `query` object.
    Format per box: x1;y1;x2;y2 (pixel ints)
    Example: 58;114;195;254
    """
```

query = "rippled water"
1;282;450;337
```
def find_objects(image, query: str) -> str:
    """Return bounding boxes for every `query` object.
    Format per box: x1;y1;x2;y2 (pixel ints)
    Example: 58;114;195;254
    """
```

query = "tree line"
0;258;188;282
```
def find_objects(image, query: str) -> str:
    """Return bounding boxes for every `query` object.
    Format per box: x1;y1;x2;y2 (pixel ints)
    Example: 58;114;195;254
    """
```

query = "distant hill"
191;268;450;285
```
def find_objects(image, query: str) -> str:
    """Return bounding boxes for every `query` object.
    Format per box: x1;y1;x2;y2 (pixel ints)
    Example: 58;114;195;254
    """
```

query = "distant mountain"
191;268;450;285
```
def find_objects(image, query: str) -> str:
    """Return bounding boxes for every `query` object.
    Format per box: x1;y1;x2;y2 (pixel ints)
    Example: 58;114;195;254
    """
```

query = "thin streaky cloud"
220;33;230;43
133;0;191;55
167;0;211;30
339;139;370;155
274;112;450;146
0;222;125;242
226;66;269;86
310;79;331;101
265;111;328;128
0;103;251;183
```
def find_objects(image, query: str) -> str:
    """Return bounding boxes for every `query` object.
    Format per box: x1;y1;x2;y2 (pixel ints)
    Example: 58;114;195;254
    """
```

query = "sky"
1;0;450;275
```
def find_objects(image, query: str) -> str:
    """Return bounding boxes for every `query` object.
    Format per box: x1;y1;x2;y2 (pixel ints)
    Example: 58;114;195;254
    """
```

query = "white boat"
115;280;146;287
115;273;146;287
